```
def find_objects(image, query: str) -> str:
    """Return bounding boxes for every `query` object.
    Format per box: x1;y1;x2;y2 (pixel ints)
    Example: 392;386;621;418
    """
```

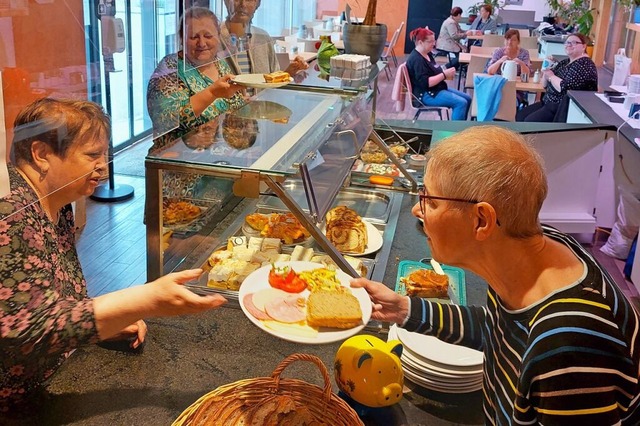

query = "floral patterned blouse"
146;52;246;154
0;165;99;412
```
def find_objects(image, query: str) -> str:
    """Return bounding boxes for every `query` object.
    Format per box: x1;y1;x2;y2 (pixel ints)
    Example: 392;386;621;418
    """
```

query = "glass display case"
145;82;389;289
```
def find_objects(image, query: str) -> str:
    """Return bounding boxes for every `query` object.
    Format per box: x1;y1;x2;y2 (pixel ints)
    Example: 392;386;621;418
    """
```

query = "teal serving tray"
395;259;467;305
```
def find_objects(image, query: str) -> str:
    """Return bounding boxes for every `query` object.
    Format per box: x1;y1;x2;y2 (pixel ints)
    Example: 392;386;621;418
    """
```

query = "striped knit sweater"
404;226;640;425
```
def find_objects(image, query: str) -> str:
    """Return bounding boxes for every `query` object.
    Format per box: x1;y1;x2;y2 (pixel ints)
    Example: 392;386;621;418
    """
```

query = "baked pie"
163;200;201;225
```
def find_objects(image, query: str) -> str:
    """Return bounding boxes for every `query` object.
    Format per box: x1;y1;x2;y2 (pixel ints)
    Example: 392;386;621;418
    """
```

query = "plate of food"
238;261;372;344
242;212;312;246
323;206;383;256
395;260;466;305
232;72;293;89
163;199;202;226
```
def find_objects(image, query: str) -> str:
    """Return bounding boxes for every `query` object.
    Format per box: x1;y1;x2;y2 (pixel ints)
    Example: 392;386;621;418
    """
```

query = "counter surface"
11;194;489;425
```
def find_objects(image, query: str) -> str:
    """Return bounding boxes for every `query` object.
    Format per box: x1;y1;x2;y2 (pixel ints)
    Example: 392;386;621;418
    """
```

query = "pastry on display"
244;212;311;245
325;206;367;254
401;268;449;298
163;200;201;225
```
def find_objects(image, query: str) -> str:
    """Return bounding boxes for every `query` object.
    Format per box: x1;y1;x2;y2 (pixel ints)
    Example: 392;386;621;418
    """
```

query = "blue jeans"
421;89;471;120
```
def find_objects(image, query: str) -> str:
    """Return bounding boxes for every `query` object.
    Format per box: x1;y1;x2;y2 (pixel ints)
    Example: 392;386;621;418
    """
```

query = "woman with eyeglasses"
352;126;640;425
516;33;597;122
406;27;471;120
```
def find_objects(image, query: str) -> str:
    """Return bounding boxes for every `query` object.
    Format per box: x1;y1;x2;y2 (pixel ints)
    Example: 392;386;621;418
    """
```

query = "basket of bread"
172;353;363;426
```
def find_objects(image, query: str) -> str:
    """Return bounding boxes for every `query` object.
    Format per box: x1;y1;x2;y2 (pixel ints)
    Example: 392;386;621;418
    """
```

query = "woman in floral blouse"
0;98;227;414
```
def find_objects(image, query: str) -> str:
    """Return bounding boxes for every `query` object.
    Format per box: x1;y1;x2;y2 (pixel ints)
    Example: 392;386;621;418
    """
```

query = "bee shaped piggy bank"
334;335;404;408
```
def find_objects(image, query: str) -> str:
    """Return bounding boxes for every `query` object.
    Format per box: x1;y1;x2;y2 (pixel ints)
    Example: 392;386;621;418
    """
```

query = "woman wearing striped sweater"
352;126;640;425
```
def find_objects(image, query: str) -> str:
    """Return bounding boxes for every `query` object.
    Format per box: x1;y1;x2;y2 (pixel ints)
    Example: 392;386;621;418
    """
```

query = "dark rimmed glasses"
418;187;500;226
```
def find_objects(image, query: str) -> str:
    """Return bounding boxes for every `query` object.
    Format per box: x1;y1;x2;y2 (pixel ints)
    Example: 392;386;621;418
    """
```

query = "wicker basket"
173;353;363;426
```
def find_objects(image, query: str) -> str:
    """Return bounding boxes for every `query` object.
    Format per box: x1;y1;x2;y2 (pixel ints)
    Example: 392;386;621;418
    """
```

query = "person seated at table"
517;33;597;122
406;27;471;121
436;7;475;70
486;29;531;105
1;98;228;415
468;4;497;46
147;7;246;154
220;0;307;77
352;125;640;425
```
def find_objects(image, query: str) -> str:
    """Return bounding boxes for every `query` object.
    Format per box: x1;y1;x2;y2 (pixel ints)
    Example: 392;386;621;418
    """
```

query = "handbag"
612;48;632;87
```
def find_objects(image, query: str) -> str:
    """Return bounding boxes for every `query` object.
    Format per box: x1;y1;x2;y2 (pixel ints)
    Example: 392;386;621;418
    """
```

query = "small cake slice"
263;70;291;83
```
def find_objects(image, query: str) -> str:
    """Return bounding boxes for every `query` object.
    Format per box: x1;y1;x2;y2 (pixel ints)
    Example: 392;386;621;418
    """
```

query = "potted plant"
342;0;388;63
546;0;594;36
467;4;481;25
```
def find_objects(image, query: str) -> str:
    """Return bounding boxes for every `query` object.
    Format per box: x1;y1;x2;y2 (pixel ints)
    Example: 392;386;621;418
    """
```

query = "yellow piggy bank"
334;335;404;408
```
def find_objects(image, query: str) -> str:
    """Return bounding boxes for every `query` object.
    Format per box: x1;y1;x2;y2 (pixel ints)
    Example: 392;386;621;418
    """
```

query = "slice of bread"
307;291;363;329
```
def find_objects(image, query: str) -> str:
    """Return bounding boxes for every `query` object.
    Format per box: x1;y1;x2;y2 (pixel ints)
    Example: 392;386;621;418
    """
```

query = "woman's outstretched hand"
351;278;409;324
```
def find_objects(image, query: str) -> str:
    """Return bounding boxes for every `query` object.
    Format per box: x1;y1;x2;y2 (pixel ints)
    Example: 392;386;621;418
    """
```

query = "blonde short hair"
426;126;547;238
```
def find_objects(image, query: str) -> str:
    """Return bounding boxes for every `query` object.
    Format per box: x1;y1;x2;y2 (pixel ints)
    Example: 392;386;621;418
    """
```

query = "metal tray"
257;180;393;224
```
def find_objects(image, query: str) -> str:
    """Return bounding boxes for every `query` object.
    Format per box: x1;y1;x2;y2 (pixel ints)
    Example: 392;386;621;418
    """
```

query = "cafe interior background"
0;0;639;289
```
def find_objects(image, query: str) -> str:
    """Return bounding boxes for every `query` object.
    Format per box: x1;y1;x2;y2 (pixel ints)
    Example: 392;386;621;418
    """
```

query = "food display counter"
145;64;414;307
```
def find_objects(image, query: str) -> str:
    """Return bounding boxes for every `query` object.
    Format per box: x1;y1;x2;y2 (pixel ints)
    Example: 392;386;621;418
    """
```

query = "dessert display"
325;206;368;254
263;70;291;83
162;200;201;225
401;269;449;298
244;212;311;245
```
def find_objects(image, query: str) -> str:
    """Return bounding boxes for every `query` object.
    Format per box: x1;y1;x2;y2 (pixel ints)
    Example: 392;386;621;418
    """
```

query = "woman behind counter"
517;33;597;122
220;0;307;76
0;98;227;414
147;6;245;154
406;27;471;121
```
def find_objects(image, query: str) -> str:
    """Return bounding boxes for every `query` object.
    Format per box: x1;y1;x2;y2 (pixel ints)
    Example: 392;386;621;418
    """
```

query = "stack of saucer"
388;324;483;393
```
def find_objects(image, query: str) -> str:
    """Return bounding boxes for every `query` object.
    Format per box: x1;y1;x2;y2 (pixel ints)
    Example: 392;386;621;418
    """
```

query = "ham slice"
243;293;271;321
265;295;306;323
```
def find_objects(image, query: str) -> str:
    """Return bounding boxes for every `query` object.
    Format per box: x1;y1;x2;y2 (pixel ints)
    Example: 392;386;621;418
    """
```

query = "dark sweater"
405;49;448;102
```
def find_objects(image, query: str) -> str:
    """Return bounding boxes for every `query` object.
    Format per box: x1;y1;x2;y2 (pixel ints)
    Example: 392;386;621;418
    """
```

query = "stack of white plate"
388;324;483;393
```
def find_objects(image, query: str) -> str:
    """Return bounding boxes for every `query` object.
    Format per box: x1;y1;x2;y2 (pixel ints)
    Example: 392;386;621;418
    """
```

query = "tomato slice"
268;265;307;293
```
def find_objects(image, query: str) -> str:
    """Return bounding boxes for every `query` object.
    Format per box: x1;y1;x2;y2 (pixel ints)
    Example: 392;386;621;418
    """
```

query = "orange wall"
337;0;408;56
3;1;87;155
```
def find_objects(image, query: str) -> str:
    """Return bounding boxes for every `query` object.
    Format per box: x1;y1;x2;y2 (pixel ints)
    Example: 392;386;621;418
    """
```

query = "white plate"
389;325;483;376
395;327;483;368
238;261;372;344
324;221;383;257
232;73;293;89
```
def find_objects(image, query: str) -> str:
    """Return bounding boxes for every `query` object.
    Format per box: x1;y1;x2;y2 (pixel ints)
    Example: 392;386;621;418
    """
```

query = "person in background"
468;4;497;46
486;29;531;105
352;125;640;425
147;7;245;155
517;33;597;122
406;27;471;121
436;7;475;70
1;98;227;414
220;0;307;77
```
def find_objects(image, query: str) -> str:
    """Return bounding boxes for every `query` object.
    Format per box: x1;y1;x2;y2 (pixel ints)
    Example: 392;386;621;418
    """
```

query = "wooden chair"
482;34;505;48
527;48;540;59
520;36;538;50
470;45;497;56
394;62;451;121
470;76;517;121
381;23;404;79
517;28;530;38
464;55;491;92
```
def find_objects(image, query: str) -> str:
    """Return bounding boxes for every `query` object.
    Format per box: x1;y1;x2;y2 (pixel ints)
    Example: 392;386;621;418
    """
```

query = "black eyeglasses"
419;187;500;226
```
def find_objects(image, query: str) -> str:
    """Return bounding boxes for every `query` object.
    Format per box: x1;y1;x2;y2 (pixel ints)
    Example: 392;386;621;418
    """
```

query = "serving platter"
232;73;293;89
238;261;372;344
